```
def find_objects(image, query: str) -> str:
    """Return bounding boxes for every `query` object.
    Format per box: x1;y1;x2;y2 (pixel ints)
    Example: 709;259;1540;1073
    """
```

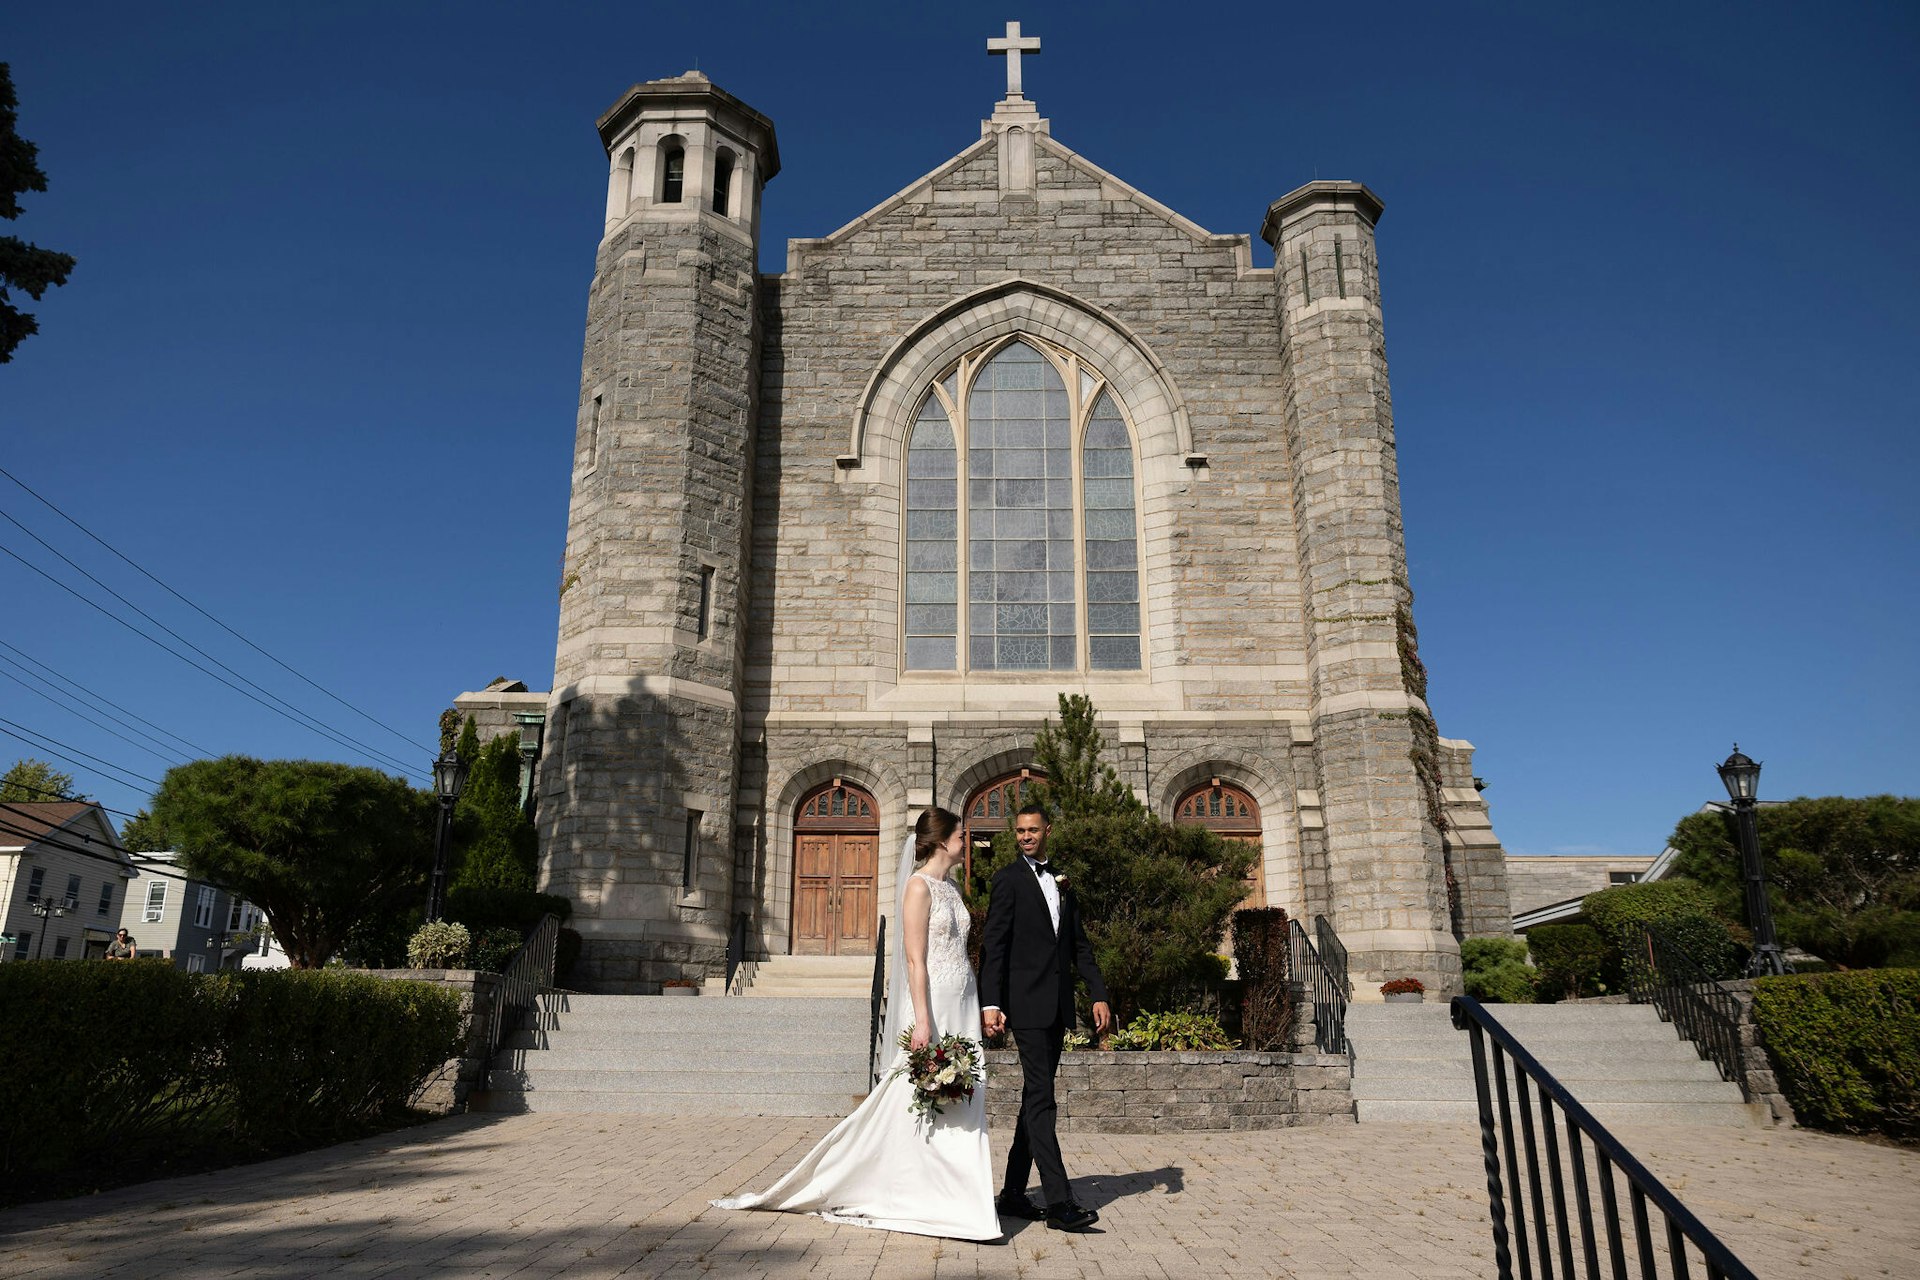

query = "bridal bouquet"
891;1030;985;1121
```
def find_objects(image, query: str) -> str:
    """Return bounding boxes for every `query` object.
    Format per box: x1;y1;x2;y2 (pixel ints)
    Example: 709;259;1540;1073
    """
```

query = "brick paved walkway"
1;1116;1912;1279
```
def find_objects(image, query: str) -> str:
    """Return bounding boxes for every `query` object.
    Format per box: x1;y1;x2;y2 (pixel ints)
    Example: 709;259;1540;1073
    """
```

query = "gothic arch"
938;737;1041;814
1151;745;1304;917
844;279;1196;475
761;753;910;957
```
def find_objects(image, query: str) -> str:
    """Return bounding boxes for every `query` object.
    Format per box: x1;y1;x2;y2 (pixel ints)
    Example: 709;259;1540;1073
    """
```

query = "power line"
0;780;145;824
0;663;191;767
0;808;145;874
0;539;425;780
0;716;162;791
0;639;215;758
0;465;428;756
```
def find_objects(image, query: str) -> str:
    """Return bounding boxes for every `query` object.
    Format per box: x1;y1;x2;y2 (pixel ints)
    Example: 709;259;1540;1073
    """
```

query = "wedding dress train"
710;872;999;1240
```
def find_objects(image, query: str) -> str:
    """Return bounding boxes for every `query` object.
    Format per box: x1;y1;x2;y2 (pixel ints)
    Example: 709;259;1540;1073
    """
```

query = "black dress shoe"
1045;1200;1099;1232
996;1191;1047;1220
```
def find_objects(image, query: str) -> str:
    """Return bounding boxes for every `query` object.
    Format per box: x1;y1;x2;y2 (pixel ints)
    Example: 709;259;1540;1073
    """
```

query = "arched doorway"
963;768;1046;878
792;780;880;955
1174;779;1265;909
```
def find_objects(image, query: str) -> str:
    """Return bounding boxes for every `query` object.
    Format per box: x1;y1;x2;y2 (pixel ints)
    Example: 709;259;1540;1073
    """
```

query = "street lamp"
425;746;469;922
1717;745;1788;977
28;894;77;960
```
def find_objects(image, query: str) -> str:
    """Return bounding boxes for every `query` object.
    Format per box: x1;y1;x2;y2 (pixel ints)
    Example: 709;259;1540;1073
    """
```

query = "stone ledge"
983;1047;1352;1133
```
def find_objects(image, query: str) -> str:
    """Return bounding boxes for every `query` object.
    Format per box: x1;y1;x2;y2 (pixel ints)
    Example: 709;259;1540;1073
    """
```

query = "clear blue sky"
4;2;1916;857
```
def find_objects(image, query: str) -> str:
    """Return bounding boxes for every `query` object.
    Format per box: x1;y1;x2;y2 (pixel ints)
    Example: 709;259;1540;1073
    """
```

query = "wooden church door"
1175;780;1266;908
792;780;880;956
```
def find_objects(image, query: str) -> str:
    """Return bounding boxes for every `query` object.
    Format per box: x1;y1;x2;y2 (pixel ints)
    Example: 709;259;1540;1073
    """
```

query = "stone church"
519;26;1512;997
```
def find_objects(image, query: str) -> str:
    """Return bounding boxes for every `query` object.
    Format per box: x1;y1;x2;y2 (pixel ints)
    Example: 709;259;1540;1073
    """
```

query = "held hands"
982;1008;1007;1037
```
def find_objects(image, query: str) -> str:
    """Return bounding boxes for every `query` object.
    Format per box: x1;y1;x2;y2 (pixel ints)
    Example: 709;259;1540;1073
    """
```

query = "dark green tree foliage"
1461;936;1536;1003
0;756;77;802
1232;906;1294;1049
1526;923;1608;1001
151;757;434;968
0;64;75;363
117;808;169;851
1582;880;1745;984
450;722;538;894
1669;796;1920;970
1751;969;1920;1140
969;695;1253;1026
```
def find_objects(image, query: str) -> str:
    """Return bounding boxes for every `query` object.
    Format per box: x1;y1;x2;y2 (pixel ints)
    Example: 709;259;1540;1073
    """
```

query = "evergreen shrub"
407;921;471;969
1232;907;1294;1050
1526;924;1607;1001
1751;969;1919;1141
1583;881;1744;987
469;926;527;973
1461;937;1536;1003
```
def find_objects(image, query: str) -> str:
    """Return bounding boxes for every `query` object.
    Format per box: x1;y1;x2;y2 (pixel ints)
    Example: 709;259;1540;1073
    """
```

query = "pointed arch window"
902;337;1142;673
713;149;735;216
660;142;685;204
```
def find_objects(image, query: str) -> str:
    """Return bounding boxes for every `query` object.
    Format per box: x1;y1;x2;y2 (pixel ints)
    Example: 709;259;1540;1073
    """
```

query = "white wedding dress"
710;872;999;1240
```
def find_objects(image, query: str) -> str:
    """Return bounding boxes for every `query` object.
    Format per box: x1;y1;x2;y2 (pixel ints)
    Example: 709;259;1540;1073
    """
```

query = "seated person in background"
105;929;137;960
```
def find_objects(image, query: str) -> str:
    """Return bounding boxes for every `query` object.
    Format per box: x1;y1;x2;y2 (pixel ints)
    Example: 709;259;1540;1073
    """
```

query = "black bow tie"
1027;858;1052;874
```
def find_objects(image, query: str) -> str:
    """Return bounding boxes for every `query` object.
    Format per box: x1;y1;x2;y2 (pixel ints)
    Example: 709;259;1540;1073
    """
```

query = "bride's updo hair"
913;807;961;865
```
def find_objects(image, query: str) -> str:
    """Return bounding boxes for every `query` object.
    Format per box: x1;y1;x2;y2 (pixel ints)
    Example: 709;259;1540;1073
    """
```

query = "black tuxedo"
978;855;1108;1206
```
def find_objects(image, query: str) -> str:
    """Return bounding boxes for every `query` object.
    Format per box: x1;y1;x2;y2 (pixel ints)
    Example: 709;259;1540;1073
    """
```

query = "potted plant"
1380;977;1426;1004
661;978;701;997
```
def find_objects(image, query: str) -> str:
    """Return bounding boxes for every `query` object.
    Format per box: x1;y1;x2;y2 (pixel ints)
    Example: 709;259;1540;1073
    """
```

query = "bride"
709;807;1000;1240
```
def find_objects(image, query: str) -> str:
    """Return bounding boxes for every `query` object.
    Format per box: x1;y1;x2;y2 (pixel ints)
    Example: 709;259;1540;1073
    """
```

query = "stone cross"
987;21;1041;100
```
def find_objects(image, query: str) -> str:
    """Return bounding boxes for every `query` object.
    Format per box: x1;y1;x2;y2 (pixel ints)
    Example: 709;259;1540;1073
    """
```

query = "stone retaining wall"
985;1048;1352;1133
1721;979;1797;1126
359;969;502;1116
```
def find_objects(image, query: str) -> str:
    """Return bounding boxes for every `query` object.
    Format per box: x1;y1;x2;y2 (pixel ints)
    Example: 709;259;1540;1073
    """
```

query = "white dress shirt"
1027;856;1061;933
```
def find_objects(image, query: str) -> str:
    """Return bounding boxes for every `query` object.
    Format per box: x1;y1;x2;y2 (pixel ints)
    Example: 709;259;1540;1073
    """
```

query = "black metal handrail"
486;913;561;1057
1629;923;1749;1100
1451;995;1757;1280
869;914;888;1085
724;911;750;995
1288;915;1351;1060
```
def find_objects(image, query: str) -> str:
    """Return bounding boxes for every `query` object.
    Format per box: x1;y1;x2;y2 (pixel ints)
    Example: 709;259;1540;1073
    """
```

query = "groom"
979;802;1111;1232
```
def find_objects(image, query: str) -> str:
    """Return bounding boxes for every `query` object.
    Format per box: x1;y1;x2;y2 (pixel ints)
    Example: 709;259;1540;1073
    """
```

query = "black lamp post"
1717;745;1788;977
28;894;76;960
425;746;469;923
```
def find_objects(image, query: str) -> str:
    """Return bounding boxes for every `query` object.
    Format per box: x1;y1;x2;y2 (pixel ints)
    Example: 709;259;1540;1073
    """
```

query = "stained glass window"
904;394;958;670
1083;392;1140;670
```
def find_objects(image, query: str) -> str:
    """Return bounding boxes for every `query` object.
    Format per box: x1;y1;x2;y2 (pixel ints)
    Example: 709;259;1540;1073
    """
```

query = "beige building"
0;801;136;962
526;28;1512;995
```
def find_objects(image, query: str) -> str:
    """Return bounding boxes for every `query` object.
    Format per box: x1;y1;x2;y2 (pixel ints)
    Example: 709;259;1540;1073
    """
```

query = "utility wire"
0;809;148;874
0;465;428;755
0;639;215;758
0;664;191;767
0;781;146;824
0;540;425;781
0;716;163;791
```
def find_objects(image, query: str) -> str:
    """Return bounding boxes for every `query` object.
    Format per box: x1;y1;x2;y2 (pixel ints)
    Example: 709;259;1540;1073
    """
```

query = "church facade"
531;32;1511;997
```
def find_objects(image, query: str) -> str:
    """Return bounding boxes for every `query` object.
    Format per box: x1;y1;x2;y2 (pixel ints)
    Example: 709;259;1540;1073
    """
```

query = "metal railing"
1288;914;1351;1060
1628;924;1749;1100
724;911;750;994
486;913;562;1057
1451;995;1757;1280
869;915;888;1085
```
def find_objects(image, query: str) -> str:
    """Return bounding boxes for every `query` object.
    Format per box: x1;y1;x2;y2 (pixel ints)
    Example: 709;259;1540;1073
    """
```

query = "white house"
0;801;138;961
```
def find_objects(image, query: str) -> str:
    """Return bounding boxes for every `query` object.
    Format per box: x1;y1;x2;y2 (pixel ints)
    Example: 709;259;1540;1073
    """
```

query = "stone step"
539;994;867;1017
1350;1076;1745;1104
494;1044;861;1071
501;1026;873;1052
1353;1056;1728;1084
750;956;875;974
473;1089;867;1116
1347;1003;1656;1021
487;1067;870;1093
1354;1099;1759;1126
739;981;873;997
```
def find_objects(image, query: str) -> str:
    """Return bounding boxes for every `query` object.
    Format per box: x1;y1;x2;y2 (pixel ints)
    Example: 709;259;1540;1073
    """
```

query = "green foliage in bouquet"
891;1030;985;1121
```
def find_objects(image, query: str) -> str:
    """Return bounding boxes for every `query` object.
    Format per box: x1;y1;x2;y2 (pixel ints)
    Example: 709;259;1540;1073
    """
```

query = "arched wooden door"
963;768;1045;879
1175;780;1265;909
792;781;880;956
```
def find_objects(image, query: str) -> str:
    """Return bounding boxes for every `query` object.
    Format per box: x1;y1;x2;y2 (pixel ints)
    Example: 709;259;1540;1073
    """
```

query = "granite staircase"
476;993;871;1115
705;953;874;998
1346;1002;1765;1126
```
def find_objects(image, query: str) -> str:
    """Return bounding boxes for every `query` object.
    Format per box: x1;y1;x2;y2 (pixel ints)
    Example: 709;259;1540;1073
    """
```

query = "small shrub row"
0;962;461;1200
1584;881;1745;989
1107;1009;1237;1051
1751;968;1919;1141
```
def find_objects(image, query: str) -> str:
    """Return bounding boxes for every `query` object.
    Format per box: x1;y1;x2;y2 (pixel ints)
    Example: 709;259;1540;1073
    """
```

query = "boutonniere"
1053;873;1071;893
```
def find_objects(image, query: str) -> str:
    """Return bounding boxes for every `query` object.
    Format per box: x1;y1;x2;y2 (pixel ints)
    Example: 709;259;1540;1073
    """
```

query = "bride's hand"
909;1023;932;1052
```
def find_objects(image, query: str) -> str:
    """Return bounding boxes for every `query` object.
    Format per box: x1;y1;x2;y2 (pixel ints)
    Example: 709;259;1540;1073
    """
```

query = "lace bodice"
914;872;973;990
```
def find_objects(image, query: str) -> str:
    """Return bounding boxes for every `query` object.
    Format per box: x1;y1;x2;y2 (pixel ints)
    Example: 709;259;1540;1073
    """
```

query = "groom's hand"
1092;1002;1112;1036
983;1008;1006;1037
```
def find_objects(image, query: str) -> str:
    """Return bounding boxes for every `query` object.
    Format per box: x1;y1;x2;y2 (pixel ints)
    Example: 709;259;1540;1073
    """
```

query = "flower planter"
1383;992;1424;1004
660;984;699;997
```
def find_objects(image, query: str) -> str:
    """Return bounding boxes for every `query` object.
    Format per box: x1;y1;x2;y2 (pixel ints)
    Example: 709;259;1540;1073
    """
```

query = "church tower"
1264;183;1465;992
535;73;777;990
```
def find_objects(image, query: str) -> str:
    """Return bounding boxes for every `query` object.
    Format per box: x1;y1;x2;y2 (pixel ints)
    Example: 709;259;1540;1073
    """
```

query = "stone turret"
535;72;777;992
1264;181;1463;995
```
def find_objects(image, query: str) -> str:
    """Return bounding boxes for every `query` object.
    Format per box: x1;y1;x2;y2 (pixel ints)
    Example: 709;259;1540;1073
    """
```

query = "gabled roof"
0;800;136;875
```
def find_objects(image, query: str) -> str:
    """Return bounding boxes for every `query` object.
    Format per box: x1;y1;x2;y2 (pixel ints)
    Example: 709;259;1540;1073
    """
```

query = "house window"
186;952;205;973
228;898;245;931
13;932;29;960
712;149;734;216
53;936;69;960
64;873;81;907
144;880;167;923
681;810;702;891
26;866;44;901
660;143;685;203
1608;871;1640;886
194;886;216;929
696;565;716;639
902;337;1142;672
97;882;114;917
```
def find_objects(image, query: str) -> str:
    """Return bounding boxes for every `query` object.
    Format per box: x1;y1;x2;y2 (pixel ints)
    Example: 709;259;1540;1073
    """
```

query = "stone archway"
791;779;881;956
961;767;1047;879
1174;779;1265;908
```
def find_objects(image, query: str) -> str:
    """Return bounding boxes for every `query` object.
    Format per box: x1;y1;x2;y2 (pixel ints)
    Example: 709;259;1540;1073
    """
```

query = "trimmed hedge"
1751;969;1919;1141
1232;907;1294;1050
1528;924;1608;1001
0;962;461;1200
1462;937;1536;1004
1583;880;1744;986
